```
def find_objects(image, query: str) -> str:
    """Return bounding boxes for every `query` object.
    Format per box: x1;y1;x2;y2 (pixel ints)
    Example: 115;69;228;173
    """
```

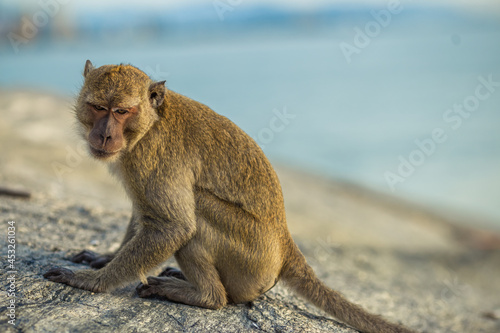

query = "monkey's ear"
84;60;95;78
149;81;166;109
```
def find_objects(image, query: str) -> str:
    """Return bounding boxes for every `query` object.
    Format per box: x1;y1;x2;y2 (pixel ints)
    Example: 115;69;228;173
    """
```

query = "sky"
73;0;500;13
2;0;499;22
4;0;500;13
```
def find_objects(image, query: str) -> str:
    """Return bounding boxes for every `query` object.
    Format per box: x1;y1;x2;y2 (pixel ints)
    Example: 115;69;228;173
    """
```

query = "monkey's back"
157;90;287;228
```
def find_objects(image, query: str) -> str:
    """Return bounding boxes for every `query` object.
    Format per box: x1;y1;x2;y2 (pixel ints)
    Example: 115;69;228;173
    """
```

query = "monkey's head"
75;60;165;161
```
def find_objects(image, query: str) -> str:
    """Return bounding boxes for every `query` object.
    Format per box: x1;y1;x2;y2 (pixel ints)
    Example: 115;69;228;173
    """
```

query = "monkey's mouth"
89;146;120;159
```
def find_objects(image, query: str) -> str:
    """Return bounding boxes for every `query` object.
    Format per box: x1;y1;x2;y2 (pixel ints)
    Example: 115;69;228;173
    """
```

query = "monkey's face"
83;102;137;160
75;61;166;162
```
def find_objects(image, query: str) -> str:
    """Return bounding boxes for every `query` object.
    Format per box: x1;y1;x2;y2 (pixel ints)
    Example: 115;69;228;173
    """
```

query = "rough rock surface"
1;90;500;332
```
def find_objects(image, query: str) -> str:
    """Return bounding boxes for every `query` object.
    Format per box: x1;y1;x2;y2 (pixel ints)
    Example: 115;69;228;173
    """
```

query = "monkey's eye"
115;109;129;115
93;105;106;111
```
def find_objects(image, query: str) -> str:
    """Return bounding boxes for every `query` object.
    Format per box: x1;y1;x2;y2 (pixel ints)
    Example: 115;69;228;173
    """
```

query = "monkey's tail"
281;243;416;333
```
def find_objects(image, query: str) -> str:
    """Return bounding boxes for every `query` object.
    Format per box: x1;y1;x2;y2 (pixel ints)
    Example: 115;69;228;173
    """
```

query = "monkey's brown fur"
44;61;416;333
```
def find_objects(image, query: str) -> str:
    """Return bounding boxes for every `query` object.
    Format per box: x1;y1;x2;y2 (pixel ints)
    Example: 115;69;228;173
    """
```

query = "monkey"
44;60;416;333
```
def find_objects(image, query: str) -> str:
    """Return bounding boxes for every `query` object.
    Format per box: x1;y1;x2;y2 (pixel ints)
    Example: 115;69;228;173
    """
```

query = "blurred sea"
1;11;499;228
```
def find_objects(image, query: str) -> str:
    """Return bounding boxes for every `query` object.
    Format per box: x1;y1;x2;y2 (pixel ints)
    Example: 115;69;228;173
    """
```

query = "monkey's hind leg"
137;249;227;310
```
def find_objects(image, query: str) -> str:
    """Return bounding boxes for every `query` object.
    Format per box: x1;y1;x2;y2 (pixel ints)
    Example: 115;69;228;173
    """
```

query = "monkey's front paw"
44;268;107;292
71;250;113;269
43;267;75;284
136;277;166;298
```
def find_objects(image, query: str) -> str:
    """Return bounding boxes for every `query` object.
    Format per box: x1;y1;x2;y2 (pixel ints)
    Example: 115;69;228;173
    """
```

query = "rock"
1;193;499;332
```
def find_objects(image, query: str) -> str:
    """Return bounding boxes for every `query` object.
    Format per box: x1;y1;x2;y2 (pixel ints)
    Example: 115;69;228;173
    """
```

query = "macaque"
45;61;416;333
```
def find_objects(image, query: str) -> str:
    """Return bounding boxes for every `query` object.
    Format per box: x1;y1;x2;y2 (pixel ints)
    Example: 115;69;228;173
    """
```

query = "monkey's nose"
100;134;112;147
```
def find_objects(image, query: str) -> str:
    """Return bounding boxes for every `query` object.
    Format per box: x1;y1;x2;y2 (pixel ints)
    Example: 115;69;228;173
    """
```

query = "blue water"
1;19;500;228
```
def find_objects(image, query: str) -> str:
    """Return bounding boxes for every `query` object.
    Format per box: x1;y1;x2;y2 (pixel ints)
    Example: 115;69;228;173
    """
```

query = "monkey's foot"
71;250;113;269
159;267;187;280
44;267;108;292
136;276;169;298
136;276;227;309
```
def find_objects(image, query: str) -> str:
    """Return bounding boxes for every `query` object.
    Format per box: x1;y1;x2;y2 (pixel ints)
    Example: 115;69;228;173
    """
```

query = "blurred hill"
1;1;498;49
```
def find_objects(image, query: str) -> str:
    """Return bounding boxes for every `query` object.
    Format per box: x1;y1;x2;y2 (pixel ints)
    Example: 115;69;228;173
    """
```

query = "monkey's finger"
159;267;187;280
135;277;167;297
71;250;99;264
146;276;167;285
89;256;112;269
43;267;75;283
136;284;160;298
136;283;152;296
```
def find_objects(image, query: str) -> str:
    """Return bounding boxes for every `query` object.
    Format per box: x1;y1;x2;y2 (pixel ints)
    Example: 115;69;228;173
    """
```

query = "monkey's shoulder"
159;90;256;149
